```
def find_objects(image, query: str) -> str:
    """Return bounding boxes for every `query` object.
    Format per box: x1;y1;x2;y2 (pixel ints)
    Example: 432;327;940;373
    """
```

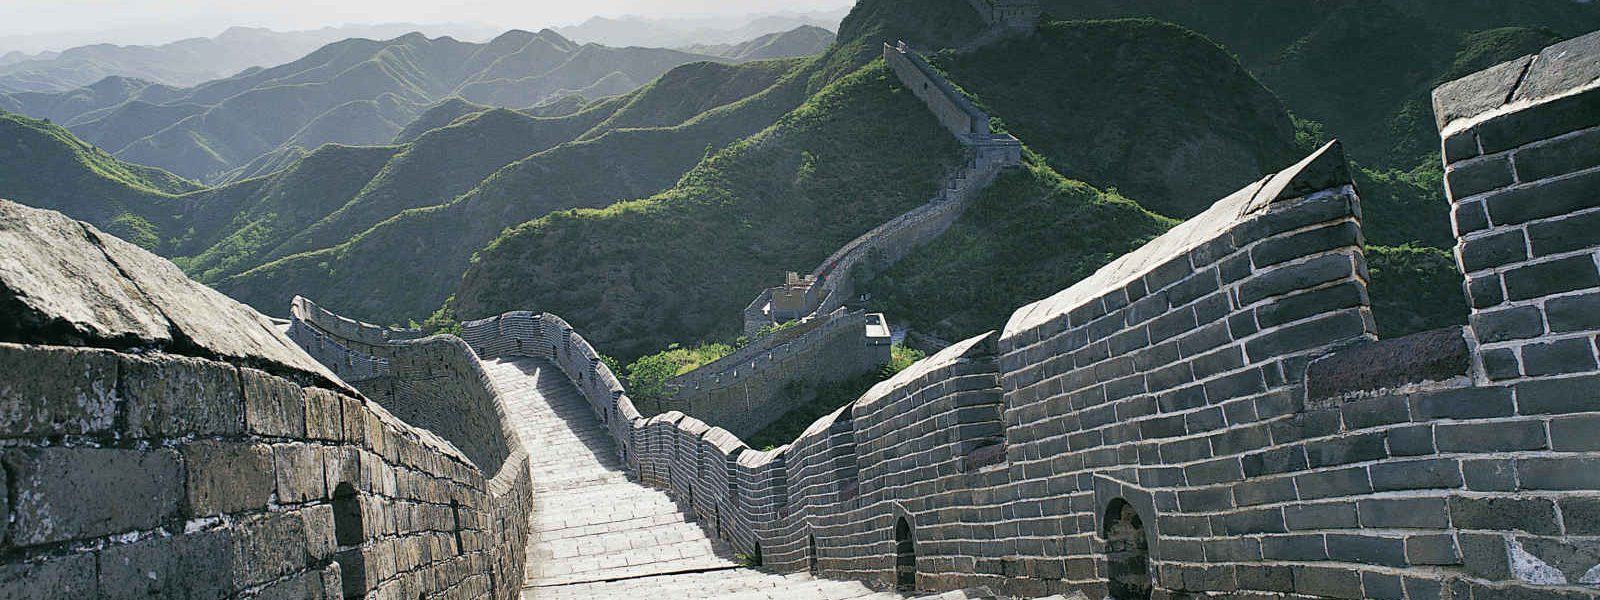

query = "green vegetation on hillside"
624;343;737;406
0;108;197;249
217;56;820;323
869;154;1172;341
452;61;964;359
930;19;1300;219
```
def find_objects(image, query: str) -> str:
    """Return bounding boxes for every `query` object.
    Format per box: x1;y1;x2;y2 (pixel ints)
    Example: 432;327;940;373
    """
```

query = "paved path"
485;357;985;599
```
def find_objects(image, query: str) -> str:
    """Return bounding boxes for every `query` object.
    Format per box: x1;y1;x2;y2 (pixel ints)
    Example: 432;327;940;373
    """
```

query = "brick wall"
0;344;530;600
420;29;1600;600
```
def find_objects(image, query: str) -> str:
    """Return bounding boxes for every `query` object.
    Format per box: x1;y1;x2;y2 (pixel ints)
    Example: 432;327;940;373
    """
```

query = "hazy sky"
0;0;855;39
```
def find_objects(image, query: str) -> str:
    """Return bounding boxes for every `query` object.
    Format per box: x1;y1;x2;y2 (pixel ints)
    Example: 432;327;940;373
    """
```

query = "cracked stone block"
242;367;307;438
4;447;181;546
184;440;274;517
97;530;232;600
0;344;119;439
120;354;243;438
0;554;96;599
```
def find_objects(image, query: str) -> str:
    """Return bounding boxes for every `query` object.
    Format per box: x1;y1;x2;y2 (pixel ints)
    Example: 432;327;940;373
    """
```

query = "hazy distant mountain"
0;23;500;93
685;25;837;60
1;29;720;182
555;10;847;49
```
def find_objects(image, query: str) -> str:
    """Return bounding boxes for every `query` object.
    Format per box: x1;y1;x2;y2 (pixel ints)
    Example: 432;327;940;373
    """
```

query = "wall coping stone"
1003;141;1351;339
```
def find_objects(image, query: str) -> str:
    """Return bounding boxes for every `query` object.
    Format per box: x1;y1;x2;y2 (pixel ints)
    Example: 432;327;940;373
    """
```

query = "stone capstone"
0;199;346;388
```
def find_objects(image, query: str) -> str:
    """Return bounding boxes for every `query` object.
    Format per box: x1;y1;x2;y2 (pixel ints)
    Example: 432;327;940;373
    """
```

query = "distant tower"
966;0;1041;33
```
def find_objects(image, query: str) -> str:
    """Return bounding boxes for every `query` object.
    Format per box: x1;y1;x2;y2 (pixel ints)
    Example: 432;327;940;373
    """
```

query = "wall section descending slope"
0;199;532;599
452;118;1600;599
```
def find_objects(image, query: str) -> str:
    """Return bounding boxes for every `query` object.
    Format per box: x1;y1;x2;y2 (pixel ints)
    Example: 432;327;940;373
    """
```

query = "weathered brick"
1436;420;1547;453
1237;253;1354;306
0;554;97;599
1236;564;1294;593
1403;577;1445;600
1467;274;1505;309
1411;387;1514;420
1234;477;1297;507
1503;254;1600;301
1462;458;1519;492
273;443;326;504
1185;457;1244;486
1481;348;1523;381
1358;497;1450;528
300;505;338;562
120;354;243;438
4;447;181;545
1444;129;1480;163
1515;126;1600;182
1256;281;1365;330
1551;414;1600;451
0;344;119;438
1264;534;1328;561
1447;155;1515;198
184;441;273;517
1362;572;1404;600
1459;229;1528;273
1252;222;1362;269
1517;456;1600;490
242;368;306;438
1243;446;1308;478
1484;158;1600;224
1295;466;1371;500
1559;497;1600;535
98;530;233;600
305;388;344;441
1458;533;1511;580
1407;534;1463;565
1477;87;1600;154
1547;292;1600;333
1245;310;1368;363
1306;432;1387;468
1369;453;1457;495
1521;336;1599;376
1529;209;1600;258
1471;306;1546;343
1285;502;1358;530
1453;200;1490;236
1386;424;1435;456
230;512;310;588
1292;565;1362;599
1449;496;1560;534
1515;374;1600;415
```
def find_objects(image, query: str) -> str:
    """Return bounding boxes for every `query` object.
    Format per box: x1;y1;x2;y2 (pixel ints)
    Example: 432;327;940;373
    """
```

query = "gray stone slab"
4;447;182;546
1513;30;1600;105
1433;55;1533;130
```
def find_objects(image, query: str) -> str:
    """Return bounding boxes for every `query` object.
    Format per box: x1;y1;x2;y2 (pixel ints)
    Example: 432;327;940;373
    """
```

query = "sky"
0;0;855;49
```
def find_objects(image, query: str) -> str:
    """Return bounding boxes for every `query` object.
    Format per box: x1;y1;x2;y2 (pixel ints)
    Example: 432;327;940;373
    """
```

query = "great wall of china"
668;41;1025;437
0;20;1597;600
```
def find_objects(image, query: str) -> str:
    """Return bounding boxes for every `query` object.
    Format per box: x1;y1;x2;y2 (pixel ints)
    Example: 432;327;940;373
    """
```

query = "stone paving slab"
487;357;969;599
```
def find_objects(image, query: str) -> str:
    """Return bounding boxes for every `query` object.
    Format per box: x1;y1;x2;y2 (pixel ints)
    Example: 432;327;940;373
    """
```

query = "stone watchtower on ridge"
966;0;1042;32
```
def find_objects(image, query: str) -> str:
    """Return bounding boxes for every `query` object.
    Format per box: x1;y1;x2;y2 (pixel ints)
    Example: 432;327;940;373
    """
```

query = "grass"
451;59;964;360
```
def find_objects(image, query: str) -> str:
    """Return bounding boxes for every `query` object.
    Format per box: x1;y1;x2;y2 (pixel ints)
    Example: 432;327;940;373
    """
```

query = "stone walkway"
484;357;984;599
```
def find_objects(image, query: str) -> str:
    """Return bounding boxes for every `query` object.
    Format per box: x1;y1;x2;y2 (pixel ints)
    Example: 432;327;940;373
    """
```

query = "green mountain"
447;3;1299;359
0;24;499;93
214;57;814;322
685;26;838;61
0;108;197;248
2;29;724;182
4;0;1559;355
